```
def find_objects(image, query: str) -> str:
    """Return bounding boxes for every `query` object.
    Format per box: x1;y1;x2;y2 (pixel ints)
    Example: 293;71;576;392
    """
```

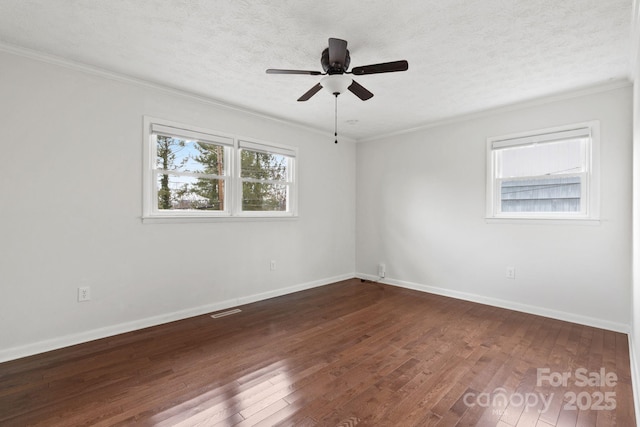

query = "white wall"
633;76;640;427
0;51;356;361
357;85;632;331
631;1;640;421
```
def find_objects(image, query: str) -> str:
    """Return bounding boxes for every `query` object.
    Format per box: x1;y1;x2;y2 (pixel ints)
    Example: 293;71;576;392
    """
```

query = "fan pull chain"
334;94;339;144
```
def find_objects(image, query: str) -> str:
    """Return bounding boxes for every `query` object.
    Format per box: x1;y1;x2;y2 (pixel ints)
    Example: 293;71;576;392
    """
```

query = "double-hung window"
143;117;297;221
486;121;600;221
149;122;233;216
238;141;296;214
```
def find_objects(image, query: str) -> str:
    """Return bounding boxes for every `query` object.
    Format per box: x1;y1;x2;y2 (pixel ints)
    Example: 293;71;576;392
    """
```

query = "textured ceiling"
0;0;632;140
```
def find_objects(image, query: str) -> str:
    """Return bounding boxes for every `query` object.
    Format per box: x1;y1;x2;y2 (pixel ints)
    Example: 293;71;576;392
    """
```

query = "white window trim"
485;120;600;224
142;116;298;223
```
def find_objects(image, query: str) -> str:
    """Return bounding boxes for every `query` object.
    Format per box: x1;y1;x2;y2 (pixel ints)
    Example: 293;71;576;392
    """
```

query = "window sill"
142;214;298;224
485;217;600;226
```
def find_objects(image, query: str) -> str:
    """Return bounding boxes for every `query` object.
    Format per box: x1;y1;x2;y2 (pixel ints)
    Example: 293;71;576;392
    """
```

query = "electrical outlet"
270;260;277;271
78;286;91;302
506;267;516;280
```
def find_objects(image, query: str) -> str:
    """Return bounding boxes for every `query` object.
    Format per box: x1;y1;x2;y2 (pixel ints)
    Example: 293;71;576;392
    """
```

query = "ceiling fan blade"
328;38;348;67
348;80;374;101
351;60;409;75
297;83;323;101
266;69;323;75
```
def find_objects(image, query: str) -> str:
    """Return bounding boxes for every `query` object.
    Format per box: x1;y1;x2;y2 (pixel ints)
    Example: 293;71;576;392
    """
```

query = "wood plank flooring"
0;279;635;426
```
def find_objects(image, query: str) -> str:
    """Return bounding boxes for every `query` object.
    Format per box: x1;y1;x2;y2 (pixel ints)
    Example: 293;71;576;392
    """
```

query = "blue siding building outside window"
501;176;581;212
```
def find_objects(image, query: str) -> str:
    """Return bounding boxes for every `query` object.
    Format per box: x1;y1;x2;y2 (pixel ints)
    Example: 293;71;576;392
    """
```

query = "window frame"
485;121;600;223
142;117;298;222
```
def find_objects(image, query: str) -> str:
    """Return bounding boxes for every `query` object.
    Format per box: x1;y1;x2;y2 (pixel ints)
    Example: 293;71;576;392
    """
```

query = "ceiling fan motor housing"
321;48;350;74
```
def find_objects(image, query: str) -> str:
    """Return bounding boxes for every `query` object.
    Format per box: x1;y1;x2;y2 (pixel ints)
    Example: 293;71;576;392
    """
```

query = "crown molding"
0;40;628;145
0;41;354;142
358;79;632;143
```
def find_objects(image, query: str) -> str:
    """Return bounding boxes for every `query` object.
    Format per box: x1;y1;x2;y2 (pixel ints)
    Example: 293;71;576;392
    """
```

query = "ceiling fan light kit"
266;37;409;143
320;75;353;95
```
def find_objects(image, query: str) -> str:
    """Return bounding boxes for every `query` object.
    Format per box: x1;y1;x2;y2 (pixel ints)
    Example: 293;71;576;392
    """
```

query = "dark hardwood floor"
0;279;635;426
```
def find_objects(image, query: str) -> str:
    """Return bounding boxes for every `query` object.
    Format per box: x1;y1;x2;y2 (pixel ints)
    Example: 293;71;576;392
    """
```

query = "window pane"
240;149;289;181
497;138;584;178
242;182;288;211
156;173;224;210
155;135;226;175
501;176;581;212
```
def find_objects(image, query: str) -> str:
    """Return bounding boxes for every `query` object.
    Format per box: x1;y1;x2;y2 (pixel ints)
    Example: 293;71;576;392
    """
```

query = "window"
143;117;297;221
239;141;295;214
486;121;600;221
151;123;232;214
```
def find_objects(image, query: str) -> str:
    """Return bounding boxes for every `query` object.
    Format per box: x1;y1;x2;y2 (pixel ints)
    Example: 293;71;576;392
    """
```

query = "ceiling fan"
266;37;409;102
266;38;408;143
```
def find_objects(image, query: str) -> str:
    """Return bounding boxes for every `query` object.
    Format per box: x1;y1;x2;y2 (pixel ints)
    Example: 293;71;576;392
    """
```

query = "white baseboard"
0;273;354;363
357;273;630;333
